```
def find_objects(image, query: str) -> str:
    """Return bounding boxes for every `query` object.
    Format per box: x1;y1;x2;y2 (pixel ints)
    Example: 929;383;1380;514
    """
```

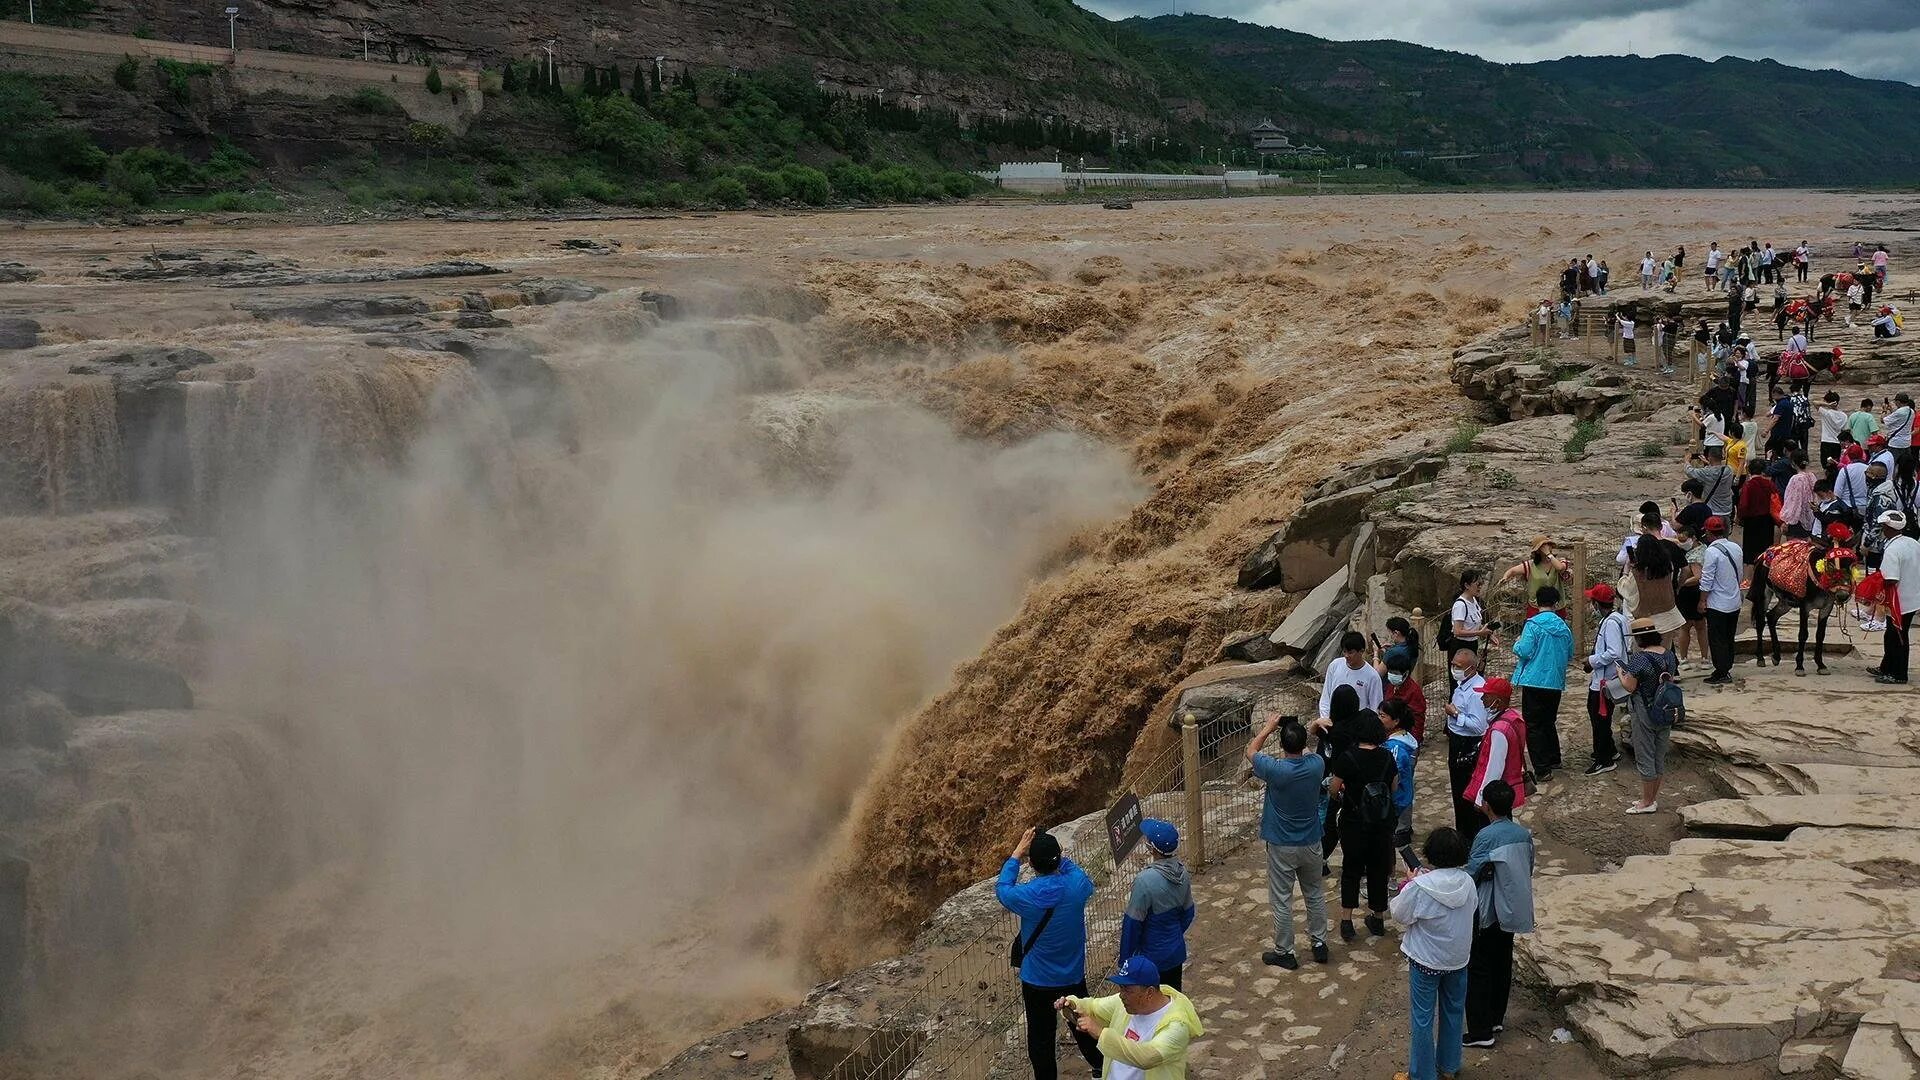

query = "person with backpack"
1510;584;1573;781
1462;780;1535;1049
1583;582;1629;775
1117;819;1196;991
1698;517;1745;685
1465;678;1528;837
999;828;1102;1080
1381;699;1421;873
1443;570;1497;689
1330;710;1399;942
1620;617;1682;814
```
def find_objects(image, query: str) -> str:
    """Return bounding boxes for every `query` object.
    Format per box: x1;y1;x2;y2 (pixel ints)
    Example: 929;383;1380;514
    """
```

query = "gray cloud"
1081;0;1920;83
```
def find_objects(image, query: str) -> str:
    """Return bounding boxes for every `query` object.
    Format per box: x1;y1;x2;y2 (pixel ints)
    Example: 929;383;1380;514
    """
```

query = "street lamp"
225;6;239;52
543;39;556;85
654;55;665;85
361;27;369;61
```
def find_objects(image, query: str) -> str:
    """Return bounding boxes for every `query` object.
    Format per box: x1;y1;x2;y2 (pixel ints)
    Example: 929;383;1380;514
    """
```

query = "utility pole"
225;6;239;52
26;0;32;24
361;27;369;61
543;39;556;86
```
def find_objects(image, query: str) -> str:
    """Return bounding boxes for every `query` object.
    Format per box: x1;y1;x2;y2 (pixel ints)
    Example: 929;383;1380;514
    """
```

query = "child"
1382;699;1420;875
1390;828;1477;1080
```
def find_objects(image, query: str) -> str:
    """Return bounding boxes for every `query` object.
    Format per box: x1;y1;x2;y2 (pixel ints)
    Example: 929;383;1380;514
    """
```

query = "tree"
571;94;669;169
425;64;443;95
631;65;649;106
408;121;450;167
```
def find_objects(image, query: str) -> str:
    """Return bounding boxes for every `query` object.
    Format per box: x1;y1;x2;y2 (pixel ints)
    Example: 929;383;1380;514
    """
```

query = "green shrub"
203;140;257;184
113;146;200;189
778;163;831;205
425;65;444;95
572;94;671;169
103;159;159;204
1638;440;1666;459
529;174;574;207
114;55;140;92
871;165;925;202
154;59;217;105
347;86;404;115
731;165;786;202
828;162;875;201
1564;418;1605;460
706;176;749;208
655;182;690;208
1443;421;1483;455
1486;467;1518;490
571;170;621;203
63;182;132;213
200;190;281;212
938;170;977;198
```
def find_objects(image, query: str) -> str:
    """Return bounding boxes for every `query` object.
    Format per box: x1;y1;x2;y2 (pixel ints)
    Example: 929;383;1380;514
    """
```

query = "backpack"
1632;653;1684;729
1790;395;1813;429
1352;751;1396;826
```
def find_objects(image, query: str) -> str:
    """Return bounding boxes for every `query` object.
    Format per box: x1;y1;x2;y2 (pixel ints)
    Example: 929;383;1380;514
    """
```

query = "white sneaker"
1864;620;1887;633
1625;802;1659;815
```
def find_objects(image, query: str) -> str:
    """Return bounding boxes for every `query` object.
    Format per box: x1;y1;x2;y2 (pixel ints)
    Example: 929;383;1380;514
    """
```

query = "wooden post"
1570;542;1590;661
1180;716;1206;871
1410;607;1431;685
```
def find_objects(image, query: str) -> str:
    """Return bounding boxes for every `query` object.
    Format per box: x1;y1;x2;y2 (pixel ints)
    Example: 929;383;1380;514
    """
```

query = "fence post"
1180;716;1206;872
1570;542;1590;661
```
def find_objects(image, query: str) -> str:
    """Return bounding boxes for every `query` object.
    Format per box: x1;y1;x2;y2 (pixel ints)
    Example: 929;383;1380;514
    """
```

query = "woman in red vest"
1464;678;1528;845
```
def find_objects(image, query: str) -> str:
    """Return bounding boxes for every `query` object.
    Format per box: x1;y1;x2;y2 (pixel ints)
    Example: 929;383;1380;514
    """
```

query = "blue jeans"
1408;960;1467;1080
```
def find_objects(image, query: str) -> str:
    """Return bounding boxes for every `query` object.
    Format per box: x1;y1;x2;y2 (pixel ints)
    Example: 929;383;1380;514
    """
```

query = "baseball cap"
1827;522;1855;543
1705;515;1729;534
1584;582;1616;604
1478;676;1513;699
1880;510;1908;531
1140;818;1179;855
1869;434;1889;448
1110;955;1162;987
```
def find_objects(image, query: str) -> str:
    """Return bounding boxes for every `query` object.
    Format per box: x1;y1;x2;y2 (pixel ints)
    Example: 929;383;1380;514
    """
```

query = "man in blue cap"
1000;827;1101;1080
1056;955;1206;1080
1117;819;1195;990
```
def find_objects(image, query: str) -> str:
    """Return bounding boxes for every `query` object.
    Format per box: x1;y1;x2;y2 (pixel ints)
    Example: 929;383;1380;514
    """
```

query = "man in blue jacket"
999;827;1102;1080
1463;780;1536;1047
1510;584;1574;781
1118;819;1196;990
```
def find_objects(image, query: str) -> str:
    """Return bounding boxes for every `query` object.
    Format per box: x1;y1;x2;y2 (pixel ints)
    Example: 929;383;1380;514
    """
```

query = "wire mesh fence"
822;677;1323;1080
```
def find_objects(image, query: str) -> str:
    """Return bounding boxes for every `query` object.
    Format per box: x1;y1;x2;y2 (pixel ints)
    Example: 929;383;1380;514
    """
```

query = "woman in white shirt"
1447;570;1494;689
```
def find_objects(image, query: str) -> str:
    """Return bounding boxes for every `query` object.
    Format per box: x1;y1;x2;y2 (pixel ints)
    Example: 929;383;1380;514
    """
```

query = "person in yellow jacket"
1056;956;1205;1080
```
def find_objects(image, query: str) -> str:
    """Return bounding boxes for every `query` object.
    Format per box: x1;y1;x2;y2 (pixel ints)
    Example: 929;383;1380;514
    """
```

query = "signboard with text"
1106;792;1143;866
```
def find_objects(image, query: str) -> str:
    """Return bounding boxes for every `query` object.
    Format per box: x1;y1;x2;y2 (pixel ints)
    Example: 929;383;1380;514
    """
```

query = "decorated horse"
1750;528;1858;675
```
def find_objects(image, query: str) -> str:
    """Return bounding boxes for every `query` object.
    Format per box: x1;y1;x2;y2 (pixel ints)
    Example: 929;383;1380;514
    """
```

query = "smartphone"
1399;844;1424;872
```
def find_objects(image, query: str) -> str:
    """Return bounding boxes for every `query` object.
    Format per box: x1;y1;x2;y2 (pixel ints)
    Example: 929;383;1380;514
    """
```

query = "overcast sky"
1079;0;1920;85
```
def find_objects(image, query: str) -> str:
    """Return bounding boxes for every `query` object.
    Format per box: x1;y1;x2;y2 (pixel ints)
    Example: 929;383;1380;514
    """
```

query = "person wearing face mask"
1373;618;1427;746
1442;647;1488;840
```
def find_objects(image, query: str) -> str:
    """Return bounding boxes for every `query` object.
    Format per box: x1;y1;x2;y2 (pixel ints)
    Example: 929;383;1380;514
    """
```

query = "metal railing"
821;683;1319;1080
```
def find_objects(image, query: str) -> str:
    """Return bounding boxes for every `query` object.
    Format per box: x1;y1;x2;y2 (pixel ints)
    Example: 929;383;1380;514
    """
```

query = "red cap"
1869;434;1889;448
1478;677;1513;700
1705;515;1729;534
1827;522;1854;543
1584;582;1616;604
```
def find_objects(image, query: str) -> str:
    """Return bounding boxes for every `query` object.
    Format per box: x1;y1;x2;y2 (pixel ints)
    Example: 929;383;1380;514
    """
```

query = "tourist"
1691;319;1712;377
1331;710;1398;942
1118;819;1195;991
1373;615;1422;675
1500;536;1570;618
1615;310;1637;366
1443;647;1489;840
1057;955;1204;1080
1318;630;1383;720
1248;717;1329;970
1445;569;1496;679
1860;462;1895;573
1615;500;1674;571
1559;261;1580;303
1534;299;1551;345
1510;585;1571;781
1639;251;1656;291
1583;583;1628;774
1873;244;1889;288
1760;243;1776;284
1884;393;1914;476
1382;699;1421;869
1847;280;1865;326
1674;245;1686;281
1462;780;1535;1048
1379;642;1428;746
1389;828;1476;1080
1850;397;1883;451
1317;685;1362;863
1873;510;1920;685
1674;478;1711;535
1795;241;1810;283
1000;828;1103;1080
1620;617;1680;813
1781;450;1819;537
1816;394;1850;480
1726;277;1745;335
1837;457;1880;531
1684;446;1737;518
1699;517;1744;685
1466;677;1527;826
1628;520;1686;648
1736;459;1778;563
1874;308;1903;339
1674;523;1709;670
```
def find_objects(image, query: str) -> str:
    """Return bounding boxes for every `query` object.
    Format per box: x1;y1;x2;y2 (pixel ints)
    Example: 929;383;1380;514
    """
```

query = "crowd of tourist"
994;237;1910;1080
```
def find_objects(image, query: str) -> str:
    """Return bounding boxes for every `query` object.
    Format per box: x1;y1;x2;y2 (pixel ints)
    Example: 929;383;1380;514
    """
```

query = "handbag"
1009;906;1057;970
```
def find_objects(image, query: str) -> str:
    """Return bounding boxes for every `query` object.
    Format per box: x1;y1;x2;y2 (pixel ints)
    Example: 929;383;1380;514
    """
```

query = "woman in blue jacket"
1510;585;1574;780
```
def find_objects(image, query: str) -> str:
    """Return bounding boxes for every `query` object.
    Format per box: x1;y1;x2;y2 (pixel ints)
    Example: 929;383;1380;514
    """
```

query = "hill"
1123;14;1920;184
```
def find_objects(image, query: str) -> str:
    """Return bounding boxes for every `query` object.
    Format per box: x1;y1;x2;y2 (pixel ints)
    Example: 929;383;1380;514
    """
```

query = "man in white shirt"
1705;243;1722;290
1443;647;1488;838
1884;393;1915;472
1640;253;1656;290
1874;510;1920;684
1317;630;1383;719
1698;516;1744;685
1837;458;1877;522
